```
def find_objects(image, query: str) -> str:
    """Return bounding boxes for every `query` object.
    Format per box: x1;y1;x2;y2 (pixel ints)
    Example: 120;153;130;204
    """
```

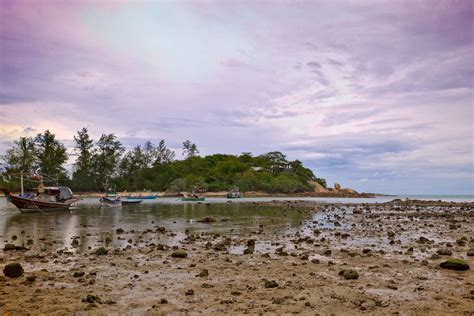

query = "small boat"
100;191;121;206
181;197;205;202
1;187;78;213
226;187;242;199
100;196;121;206
121;200;142;205
126;194;157;200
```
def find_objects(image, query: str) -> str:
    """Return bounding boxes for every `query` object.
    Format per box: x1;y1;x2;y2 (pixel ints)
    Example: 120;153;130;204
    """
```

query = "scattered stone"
185;289;194;295
171;250;188;258
82;294;101;304
339;269;359;280
3;244;16;251
198;269;209;277
437;249;452;256
26;275;37;282
439;259;470;271
73;271;85;278
116;228;125;234
467;249;474;256
160;298;168;304
264;280;279;288
3;262;24;278
94;247;108;256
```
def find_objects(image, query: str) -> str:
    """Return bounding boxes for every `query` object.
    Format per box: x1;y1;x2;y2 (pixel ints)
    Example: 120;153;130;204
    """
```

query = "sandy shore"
1;200;473;315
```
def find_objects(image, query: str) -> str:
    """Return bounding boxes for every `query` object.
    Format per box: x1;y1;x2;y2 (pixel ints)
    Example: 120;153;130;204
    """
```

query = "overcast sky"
1;0;473;194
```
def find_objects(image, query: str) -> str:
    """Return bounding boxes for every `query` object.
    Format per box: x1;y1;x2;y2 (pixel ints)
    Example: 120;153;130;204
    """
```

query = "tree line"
0;128;327;194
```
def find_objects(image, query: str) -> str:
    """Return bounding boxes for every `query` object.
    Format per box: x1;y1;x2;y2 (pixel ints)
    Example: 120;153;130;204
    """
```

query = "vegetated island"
0;128;375;198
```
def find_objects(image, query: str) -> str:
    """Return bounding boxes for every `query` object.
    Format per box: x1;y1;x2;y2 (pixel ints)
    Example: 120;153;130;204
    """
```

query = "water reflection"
0;201;307;254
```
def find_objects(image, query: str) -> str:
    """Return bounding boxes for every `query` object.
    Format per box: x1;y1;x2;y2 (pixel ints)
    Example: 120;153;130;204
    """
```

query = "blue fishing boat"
126;194;157;200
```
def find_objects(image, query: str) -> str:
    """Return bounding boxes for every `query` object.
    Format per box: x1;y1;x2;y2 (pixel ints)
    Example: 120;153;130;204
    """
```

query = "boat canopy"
43;187;74;200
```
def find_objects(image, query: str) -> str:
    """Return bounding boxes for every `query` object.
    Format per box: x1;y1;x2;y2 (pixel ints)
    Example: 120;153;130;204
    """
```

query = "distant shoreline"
71;191;385;198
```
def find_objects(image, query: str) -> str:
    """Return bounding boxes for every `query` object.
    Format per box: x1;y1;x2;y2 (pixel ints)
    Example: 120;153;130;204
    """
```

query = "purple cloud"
0;0;473;194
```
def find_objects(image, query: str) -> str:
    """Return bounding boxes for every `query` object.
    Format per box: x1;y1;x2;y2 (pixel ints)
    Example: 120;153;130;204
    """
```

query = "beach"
1;199;473;315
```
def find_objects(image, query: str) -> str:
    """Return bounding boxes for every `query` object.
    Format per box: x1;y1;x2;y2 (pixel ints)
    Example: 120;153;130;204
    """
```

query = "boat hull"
5;193;73;212
100;197;121;206
126;195;157;200
181;197;205;202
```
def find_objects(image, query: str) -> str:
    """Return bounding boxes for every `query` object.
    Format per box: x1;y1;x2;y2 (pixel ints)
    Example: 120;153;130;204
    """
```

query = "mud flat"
1;200;473;315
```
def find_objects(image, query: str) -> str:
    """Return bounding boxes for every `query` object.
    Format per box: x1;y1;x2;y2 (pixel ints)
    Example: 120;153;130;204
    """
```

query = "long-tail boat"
1;187;78;213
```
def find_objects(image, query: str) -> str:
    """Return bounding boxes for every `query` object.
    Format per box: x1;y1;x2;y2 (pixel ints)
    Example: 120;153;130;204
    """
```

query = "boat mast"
20;171;24;196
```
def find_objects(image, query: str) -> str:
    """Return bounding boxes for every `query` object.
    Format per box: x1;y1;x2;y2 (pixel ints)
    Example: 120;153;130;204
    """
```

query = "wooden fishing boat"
1;187;78;213
121;200;142;205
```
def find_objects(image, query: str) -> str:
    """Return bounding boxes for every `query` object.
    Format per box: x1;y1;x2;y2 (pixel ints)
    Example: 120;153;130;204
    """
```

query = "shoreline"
70;191;385;199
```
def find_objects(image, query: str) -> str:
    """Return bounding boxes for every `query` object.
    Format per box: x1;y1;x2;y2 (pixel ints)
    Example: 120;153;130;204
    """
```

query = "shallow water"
0;199;309;253
0;195;471;258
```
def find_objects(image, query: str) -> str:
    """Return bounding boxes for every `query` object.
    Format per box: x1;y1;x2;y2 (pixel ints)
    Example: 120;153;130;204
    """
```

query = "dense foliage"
0;129;327;193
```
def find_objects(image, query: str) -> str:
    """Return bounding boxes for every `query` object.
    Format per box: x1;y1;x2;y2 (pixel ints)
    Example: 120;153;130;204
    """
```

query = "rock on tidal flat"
339;269;359;280
3;262;24;278
439;259;470;271
264;280;279;288
437;249;452;256
171;250;188;258
94;247;108;256
3;244;16;251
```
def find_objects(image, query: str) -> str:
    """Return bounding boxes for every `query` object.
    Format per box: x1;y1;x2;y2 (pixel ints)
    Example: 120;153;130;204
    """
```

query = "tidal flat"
1;200;473;315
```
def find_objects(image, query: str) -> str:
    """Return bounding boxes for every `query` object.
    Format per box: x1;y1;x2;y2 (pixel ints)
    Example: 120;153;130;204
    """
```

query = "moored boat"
226;187;242;199
126;194;157;200
181;197;205;202
1;187;78;213
100;196;121;206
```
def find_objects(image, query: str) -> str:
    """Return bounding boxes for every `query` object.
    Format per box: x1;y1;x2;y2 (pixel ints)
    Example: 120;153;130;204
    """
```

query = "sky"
0;0;473;195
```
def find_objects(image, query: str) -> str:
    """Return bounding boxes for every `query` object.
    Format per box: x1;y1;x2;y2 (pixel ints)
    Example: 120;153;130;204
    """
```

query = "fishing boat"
100;191;121;206
1;187;78;213
181;191;205;202
181;197;205;202
125;194;157;200
100;196;121;206
226;187;242;199
121;200;142;205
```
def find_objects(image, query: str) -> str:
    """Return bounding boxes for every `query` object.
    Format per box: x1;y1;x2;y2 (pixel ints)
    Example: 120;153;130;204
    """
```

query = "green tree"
35;130;68;180
1;136;36;174
0;137;36;190
155;140;175;165
92;134;125;190
182;140;199;159
167;178;187;195
72;128;94;190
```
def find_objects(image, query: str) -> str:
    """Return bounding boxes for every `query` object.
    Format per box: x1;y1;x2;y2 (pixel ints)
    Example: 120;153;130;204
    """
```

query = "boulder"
334;183;341;191
341;188;358;194
309;181;329;193
3;262;24;278
439;258;470;271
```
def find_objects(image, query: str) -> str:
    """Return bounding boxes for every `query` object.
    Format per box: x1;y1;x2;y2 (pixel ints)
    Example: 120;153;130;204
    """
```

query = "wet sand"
1;200;473;315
